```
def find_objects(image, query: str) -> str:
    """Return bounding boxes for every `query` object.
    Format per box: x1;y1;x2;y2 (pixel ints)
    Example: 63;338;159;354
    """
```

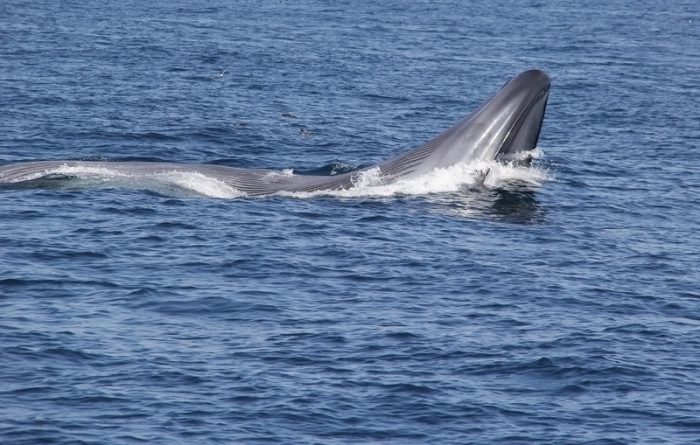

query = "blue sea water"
1;0;700;443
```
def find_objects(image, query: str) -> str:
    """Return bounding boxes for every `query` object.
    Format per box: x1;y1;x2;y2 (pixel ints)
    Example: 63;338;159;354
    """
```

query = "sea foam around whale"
27;149;549;199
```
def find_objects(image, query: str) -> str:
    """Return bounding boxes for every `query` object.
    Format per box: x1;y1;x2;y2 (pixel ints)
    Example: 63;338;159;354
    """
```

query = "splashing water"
288;151;551;199
42;164;244;198
11;149;551;199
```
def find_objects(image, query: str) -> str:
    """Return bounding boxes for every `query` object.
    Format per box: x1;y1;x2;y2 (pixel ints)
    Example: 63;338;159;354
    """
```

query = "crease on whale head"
378;69;550;178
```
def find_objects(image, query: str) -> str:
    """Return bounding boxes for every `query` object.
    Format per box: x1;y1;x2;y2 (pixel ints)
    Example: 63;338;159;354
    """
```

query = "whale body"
0;70;550;196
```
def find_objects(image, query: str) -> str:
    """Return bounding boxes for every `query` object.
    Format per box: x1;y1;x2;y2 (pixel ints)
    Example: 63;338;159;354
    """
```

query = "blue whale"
0;70;550;195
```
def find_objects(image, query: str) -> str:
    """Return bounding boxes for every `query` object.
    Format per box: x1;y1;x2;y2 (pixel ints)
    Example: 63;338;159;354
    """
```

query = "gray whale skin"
0;70;550;195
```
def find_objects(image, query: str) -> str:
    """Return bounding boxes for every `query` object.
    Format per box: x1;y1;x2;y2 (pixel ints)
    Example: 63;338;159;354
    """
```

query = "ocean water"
1;0;700;443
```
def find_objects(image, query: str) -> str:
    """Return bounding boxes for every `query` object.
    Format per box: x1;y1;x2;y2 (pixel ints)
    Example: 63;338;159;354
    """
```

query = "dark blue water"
2;1;700;443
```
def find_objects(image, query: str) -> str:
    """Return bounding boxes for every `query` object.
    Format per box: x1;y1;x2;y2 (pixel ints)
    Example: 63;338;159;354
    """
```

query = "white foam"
285;156;551;199
49;164;244;198
54;164;131;179
152;171;244;198
262;168;295;182
41;153;551;200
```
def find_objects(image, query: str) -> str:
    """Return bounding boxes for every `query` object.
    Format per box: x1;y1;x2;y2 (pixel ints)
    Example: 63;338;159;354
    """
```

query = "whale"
0;70;550;195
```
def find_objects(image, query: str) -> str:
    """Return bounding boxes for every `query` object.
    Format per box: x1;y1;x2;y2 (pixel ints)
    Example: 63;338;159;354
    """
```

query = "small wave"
154;171;243;198
286;156;551;199
296;161;358;176
43;164;244;198
263;169;295;180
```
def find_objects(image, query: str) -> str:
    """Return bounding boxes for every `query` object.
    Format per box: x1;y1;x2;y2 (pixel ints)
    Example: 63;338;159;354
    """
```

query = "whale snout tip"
517;69;550;89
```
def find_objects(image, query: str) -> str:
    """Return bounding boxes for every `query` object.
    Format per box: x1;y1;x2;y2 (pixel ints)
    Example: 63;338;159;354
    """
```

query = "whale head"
379;69;550;178
481;69;550;162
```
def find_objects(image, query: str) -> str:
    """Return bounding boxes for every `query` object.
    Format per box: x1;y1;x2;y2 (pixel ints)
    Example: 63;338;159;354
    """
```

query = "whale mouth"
496;82;550;163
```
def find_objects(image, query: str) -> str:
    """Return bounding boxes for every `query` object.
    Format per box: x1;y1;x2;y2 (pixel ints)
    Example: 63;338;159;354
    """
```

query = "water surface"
1;1;700;443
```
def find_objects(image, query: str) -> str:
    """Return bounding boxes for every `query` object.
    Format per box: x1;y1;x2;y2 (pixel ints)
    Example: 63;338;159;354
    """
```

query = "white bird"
211;69;227;79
